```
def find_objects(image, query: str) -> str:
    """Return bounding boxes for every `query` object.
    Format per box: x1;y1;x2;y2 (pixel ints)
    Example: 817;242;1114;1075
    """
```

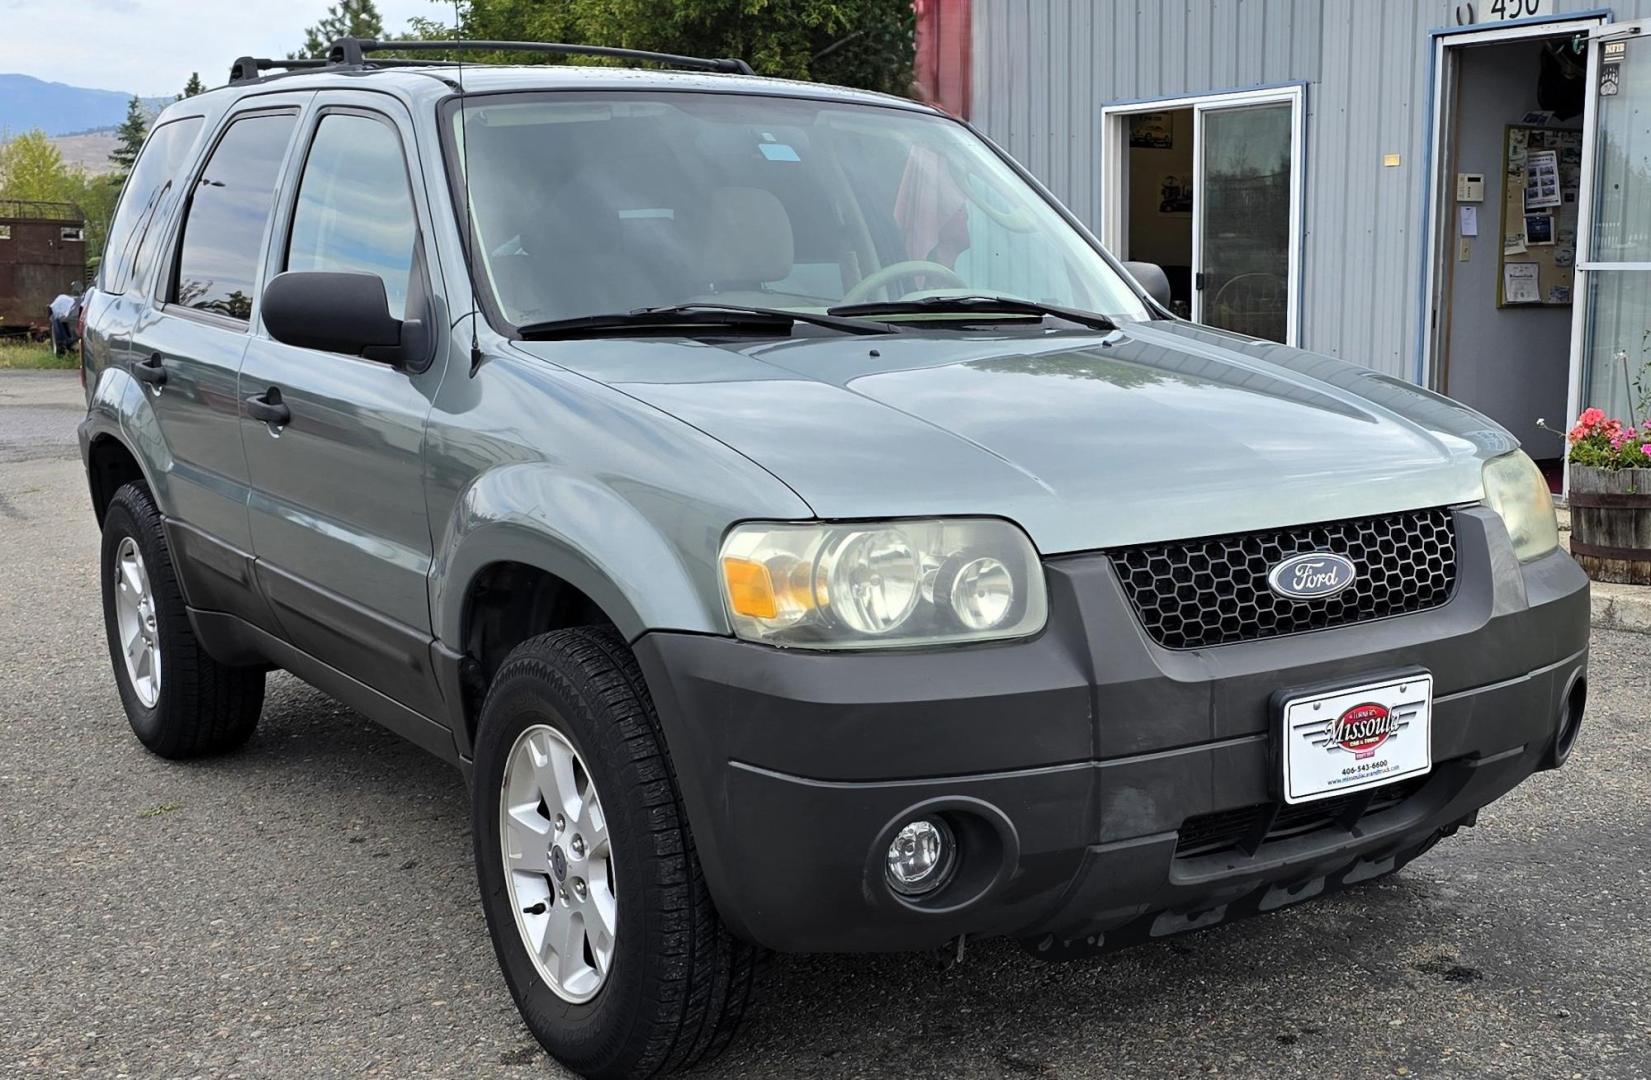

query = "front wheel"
472;627;759;1079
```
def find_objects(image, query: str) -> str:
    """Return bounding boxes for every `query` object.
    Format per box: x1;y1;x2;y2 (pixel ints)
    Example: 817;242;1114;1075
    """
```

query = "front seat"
697;187;795;303
493;174;629;323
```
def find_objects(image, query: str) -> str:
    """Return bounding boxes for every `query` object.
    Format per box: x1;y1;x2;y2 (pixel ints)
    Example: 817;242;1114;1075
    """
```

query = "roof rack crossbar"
327;37;755;76
229;56;330;84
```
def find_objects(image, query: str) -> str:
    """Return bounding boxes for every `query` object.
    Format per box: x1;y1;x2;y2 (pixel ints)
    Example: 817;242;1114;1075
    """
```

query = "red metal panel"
914;0;971;118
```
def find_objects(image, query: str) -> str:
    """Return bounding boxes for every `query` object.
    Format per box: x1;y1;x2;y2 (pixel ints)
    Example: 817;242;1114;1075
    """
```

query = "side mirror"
261;271;418;365
1122;260;1173;309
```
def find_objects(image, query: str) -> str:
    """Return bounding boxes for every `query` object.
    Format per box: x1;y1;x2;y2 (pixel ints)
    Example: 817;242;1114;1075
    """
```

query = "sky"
0;0;448;97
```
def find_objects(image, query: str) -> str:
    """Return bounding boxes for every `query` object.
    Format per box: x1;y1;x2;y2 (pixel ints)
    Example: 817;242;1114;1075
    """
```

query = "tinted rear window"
172;112;296;321
99;116;203;295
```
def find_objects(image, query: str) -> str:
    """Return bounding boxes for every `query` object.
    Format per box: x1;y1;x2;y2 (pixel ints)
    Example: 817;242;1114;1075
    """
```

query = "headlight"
1482;450;1559;561
718;518;1047;649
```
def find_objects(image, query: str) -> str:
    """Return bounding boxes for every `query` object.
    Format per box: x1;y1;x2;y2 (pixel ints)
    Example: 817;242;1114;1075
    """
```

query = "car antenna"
451;1;485;377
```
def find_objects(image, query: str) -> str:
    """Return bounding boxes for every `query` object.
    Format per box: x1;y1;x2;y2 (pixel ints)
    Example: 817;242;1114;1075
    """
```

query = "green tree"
178;72;206;99
292;0;387;58
109;95;147;177
456;0;916;96
61;167;119;277
0;130;117;275
0;131;75;203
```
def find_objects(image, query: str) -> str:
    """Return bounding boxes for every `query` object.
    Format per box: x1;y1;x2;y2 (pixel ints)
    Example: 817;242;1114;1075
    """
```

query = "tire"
100;482;265;758
472;627;759;1079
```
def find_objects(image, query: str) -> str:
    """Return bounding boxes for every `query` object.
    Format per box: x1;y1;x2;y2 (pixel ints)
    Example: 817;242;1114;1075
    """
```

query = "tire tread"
103;483;263;758
482;626;759;1077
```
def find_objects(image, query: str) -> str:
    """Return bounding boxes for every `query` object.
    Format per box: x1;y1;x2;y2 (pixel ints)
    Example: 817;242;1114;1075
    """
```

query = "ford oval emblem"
1267;552;1358;600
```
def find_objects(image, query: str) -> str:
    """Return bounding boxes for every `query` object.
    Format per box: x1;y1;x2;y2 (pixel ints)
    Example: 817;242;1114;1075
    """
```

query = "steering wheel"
840;261;969;305
961;172;1039;232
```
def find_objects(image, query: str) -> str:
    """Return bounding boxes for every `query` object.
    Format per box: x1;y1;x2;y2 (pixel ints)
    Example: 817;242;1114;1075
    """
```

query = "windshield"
444;91;1151;330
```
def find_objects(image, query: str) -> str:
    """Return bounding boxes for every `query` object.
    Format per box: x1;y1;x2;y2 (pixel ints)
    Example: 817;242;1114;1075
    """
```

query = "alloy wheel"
113;536;161;708
499;723;618;1004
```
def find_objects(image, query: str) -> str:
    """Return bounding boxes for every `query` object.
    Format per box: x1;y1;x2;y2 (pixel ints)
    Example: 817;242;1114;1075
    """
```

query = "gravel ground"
3;371;1649;1079
0;371;82;464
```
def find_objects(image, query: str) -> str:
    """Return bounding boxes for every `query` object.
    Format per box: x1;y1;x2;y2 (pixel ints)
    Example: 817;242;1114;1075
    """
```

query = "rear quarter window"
99;116;204;296
170;112;297;321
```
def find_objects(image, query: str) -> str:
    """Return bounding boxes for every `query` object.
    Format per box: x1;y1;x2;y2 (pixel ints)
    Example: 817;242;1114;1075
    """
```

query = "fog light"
885;817;955;896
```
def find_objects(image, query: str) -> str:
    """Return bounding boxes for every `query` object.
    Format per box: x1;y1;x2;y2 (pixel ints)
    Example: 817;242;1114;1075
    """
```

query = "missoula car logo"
1267;552;1358;600
1330;702;1400;759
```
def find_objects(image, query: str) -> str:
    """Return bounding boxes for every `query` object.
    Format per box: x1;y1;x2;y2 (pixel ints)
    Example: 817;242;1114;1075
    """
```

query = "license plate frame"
1280;673;1433;805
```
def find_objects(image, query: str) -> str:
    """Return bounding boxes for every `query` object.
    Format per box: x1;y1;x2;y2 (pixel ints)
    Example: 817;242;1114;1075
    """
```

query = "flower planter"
1568;465;1651;585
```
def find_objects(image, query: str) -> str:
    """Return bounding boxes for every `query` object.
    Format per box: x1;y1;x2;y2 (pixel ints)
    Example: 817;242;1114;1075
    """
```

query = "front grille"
1174;775;1429;860
1109;507;1458;650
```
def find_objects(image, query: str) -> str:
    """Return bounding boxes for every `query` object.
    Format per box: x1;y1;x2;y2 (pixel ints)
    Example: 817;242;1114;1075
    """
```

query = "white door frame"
1100;84;1306;346
1416;13;1607;466
1566;19;1651;464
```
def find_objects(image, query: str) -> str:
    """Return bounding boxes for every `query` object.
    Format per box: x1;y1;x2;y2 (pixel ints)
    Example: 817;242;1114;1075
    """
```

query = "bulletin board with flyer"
1497;123;1582;308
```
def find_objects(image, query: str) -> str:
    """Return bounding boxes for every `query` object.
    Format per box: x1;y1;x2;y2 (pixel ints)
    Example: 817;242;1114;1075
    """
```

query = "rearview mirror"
261;271;418;365
1122;261;1173;309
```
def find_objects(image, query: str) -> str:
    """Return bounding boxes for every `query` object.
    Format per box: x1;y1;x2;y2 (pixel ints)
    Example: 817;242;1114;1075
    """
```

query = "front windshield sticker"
759;143;801;162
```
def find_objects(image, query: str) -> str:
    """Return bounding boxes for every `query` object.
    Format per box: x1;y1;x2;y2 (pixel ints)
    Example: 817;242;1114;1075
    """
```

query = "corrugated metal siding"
970;0;1650;381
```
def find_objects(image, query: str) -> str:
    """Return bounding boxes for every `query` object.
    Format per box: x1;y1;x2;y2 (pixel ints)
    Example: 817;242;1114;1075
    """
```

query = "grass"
0;339;75;370
138;802;184;818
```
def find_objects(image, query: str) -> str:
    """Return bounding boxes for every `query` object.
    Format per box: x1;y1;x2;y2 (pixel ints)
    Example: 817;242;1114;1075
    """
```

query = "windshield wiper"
827;294;1116;331
515;303;896;340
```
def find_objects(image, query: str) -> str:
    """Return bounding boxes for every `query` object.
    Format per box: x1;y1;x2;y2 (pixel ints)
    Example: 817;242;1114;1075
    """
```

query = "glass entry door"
1195;102;1298;344
1576;24;1651;427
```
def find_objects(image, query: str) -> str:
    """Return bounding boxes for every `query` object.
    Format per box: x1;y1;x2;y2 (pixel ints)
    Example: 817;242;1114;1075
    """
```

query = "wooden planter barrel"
1569;466;1651;585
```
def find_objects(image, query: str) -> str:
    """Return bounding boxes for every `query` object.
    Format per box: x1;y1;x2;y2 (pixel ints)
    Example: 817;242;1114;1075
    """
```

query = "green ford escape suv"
78;38;1590;1080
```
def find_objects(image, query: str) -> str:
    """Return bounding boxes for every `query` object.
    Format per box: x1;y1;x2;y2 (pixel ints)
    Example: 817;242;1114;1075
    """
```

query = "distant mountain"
0;74;171;137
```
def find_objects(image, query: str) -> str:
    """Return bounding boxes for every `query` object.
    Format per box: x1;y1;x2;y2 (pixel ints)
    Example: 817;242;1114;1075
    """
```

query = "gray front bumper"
637;507;1590;954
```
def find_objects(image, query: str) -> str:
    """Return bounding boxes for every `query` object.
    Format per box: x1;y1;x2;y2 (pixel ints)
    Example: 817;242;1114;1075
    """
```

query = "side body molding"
424;348;818;652
432;464;721;645
83;367;172;511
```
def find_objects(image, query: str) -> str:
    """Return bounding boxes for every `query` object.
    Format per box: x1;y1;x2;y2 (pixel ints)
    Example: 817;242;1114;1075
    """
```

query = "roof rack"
229;37;754;85
228;56;328;83
330;38;754;75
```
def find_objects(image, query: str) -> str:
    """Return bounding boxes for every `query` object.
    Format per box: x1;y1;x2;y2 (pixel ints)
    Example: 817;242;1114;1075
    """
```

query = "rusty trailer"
0;200;88;338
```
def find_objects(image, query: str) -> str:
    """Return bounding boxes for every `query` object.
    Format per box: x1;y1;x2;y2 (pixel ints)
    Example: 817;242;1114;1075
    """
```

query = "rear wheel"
100;482;265;757
472;627;759;1079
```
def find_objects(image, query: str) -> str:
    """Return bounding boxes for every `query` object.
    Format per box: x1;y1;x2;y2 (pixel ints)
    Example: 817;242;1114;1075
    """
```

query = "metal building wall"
969;0;1645;381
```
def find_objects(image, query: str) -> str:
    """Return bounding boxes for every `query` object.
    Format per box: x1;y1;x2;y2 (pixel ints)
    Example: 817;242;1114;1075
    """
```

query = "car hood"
509;320;1515;555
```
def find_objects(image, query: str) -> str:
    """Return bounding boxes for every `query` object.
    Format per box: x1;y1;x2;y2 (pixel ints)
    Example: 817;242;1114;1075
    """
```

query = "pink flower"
1640;441;1651;460
1571;407;1611;443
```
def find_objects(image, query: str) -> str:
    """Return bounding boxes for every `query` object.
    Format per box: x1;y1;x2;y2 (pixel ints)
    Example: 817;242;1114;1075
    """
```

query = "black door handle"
131;353;167;386
244;387;291;426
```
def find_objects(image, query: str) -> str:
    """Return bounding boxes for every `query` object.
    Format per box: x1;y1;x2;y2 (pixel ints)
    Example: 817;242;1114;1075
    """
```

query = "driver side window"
286;112;418;319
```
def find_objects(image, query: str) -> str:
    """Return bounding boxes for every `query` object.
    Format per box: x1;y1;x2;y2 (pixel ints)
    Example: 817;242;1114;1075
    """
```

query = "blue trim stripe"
1428;6;1612;40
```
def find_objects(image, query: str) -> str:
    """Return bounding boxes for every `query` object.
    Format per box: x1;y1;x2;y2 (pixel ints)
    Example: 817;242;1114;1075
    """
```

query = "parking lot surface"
3;371;1648;1079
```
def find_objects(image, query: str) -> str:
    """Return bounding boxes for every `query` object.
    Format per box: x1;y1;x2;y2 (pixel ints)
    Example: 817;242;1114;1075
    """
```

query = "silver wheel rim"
113;536;161;708
499;723;617;1004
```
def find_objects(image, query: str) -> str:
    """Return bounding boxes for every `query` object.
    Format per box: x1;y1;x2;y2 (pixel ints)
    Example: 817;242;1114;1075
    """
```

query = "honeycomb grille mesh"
1109;508;1458;650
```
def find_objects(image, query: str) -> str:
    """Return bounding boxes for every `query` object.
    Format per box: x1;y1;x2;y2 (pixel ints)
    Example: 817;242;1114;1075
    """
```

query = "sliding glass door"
1103;86;1303;345
1577;25;1651;428
1196;102;1297;344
